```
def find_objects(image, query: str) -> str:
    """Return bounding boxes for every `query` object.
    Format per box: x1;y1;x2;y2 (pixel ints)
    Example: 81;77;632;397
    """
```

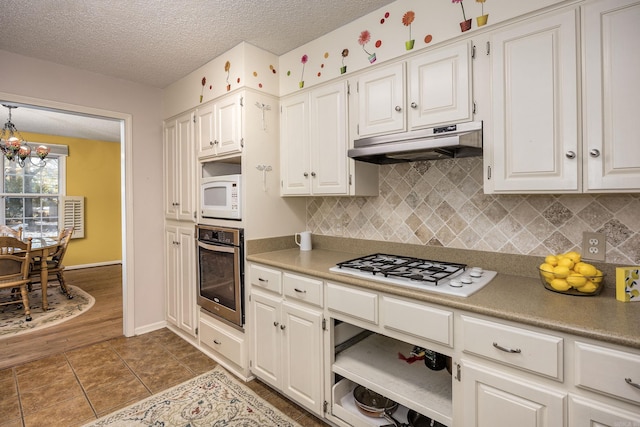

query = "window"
1;150;66;239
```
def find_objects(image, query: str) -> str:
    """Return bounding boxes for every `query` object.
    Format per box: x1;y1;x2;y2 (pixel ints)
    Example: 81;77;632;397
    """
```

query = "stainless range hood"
348;121;483;164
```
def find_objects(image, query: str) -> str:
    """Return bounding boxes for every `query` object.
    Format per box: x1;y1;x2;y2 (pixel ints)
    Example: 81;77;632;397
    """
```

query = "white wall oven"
196;224;244;328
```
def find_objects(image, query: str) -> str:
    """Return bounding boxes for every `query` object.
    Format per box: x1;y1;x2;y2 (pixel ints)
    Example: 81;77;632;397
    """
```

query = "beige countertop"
247;248;640;350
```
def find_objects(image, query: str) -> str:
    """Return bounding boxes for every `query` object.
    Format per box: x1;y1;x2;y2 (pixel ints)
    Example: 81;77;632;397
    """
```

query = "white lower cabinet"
165;224;197;337
569;394;640;426
198;309;248;378
461;360;567;427
249;267;324;417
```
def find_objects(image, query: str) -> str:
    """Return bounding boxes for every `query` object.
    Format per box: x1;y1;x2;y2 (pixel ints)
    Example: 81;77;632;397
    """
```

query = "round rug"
0;285;95;338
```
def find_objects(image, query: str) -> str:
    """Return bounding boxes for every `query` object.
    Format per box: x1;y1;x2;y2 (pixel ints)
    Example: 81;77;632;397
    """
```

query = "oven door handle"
197;241;236;254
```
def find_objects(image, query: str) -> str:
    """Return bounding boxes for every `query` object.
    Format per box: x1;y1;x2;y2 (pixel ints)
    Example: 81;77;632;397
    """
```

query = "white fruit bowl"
538;268;604;296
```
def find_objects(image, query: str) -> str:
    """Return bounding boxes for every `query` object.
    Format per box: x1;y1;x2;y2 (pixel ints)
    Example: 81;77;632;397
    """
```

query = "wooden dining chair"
0;236;33;321
29;227;74;299
0;225;22;239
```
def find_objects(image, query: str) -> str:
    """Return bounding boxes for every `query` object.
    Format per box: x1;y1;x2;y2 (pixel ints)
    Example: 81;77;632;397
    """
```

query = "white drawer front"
462;315;563;380
200;319;244;363
575;342;640;404
283;272;323;307
382;295;453;347
327;282;378;324
250;264;282;294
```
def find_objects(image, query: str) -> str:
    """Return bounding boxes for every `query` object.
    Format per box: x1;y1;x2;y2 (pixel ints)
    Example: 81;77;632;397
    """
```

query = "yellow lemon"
591;270;604;283
576;281;598;293
539;263;555;279
566;273;587;288
564;251;581;263
573;262;586;273
553;265;571;279
544;255;558;266
577;263;597;277
557;258;575;269
550;278;571;291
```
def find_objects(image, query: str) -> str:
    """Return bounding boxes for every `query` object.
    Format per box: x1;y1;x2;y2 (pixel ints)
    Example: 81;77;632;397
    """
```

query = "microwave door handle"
198;241;236;254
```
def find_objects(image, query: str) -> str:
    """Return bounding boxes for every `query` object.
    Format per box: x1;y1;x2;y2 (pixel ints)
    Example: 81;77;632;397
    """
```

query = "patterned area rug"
0;285;95;338
83;365;302;427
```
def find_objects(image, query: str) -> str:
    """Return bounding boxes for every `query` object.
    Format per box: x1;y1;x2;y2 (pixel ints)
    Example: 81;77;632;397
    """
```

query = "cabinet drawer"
462;316;563;380
283;272;323;307
382;296;452;347
200;317;244;363
575;342;640;404
250;264;282;294
327;282;378;324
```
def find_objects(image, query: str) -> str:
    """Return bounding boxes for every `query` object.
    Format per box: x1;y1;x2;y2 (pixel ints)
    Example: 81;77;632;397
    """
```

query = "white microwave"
201;174;241;220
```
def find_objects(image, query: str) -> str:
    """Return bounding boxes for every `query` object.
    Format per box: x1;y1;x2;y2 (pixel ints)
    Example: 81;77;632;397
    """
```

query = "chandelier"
0;105;50;167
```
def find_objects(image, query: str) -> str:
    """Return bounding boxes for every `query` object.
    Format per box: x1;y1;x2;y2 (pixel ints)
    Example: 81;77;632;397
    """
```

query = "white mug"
295;231;312;251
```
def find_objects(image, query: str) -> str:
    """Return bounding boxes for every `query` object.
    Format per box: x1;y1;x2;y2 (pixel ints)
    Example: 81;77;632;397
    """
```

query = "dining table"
28;237;60;311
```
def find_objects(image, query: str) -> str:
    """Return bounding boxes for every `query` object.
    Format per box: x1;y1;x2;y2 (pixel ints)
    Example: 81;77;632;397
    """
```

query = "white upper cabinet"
356;41;473;139
583;0;640;191
280;81;377;196
163;111;196;221
409;41;473;129
486;1;640;194
487;8;579;193
196;93;243;160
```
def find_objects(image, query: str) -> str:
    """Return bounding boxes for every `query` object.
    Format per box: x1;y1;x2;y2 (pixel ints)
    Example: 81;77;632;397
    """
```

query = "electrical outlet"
582;232;606;262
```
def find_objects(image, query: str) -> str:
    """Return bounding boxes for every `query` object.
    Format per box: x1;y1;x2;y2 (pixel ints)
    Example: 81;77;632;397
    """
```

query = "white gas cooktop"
329;253;497;297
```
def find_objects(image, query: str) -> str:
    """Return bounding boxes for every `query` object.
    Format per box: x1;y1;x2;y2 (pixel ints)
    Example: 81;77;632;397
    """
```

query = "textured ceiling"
0;0;395;89
0;0;394;142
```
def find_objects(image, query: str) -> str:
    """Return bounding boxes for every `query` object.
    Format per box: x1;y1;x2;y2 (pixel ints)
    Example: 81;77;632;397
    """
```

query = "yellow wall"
23;132;122;267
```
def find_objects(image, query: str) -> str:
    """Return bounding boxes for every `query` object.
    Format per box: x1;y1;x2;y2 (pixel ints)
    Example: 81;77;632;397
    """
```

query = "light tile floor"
0;328;329;427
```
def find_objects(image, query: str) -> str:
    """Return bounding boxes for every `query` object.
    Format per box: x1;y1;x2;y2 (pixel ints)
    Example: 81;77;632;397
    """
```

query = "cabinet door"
584;0;640;191
281;301;323;415
280;93;311;195
310;81;348;195
196;103;215;158
177;226;197;336
569;395;640;427
176;111;196;221
165;227;179;327
462;361;566;427
216;94;243;156
163;120;178;219
357;62;405;137
489;9;579;192
409;41;472;129
250;290;282;389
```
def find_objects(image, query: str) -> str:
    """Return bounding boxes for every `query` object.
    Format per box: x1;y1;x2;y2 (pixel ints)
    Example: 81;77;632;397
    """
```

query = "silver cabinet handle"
258;277;269;283
395;105;402;112
311;171;316;177
209;140;214;146
493;342;522;354
565;151;576;159
303;172;309;177
273;321;279;327
626;378;640;390
294;288;307;293
214;139;219;145
410;102;418;109
589;149;601;158
213;339;221;345
280;324;286;330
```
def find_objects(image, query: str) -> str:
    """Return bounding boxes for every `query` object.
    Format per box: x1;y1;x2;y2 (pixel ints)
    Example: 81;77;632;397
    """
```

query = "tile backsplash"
308;157;640;265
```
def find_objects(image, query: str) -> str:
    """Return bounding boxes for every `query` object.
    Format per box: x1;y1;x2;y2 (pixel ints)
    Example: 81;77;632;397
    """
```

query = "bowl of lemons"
539;251;604;296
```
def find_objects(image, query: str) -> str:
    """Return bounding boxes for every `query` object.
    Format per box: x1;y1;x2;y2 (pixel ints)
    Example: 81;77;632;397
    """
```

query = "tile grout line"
64;351;99;420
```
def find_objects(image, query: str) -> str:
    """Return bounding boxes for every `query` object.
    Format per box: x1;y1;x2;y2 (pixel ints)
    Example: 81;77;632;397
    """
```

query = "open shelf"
332;333;452;426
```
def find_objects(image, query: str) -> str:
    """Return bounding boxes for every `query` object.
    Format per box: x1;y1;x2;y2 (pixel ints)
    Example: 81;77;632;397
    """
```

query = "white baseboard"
66;260;122;270
134;320;167;336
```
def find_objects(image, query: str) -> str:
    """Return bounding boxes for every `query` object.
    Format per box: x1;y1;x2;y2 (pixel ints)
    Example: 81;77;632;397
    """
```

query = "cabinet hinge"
487;165;492;180
195;327;199;336
322;318;327;331
241;137;244;147
356;124;359;135
249;360;252;367
193;116;196;123
455;363;462;382
486;41;491;56
349;174;353;186
240;96;244;107
323;400;328;413
472;44;476;59
248;294;251;302
472;101;477;115
347;82;351;96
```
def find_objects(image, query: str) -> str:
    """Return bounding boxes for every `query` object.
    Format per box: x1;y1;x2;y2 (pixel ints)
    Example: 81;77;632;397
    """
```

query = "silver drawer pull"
273;321;279;327
493;342;522;354
625;378;640;390
258;277;269;283
294;288;307;293
213;339;221;345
